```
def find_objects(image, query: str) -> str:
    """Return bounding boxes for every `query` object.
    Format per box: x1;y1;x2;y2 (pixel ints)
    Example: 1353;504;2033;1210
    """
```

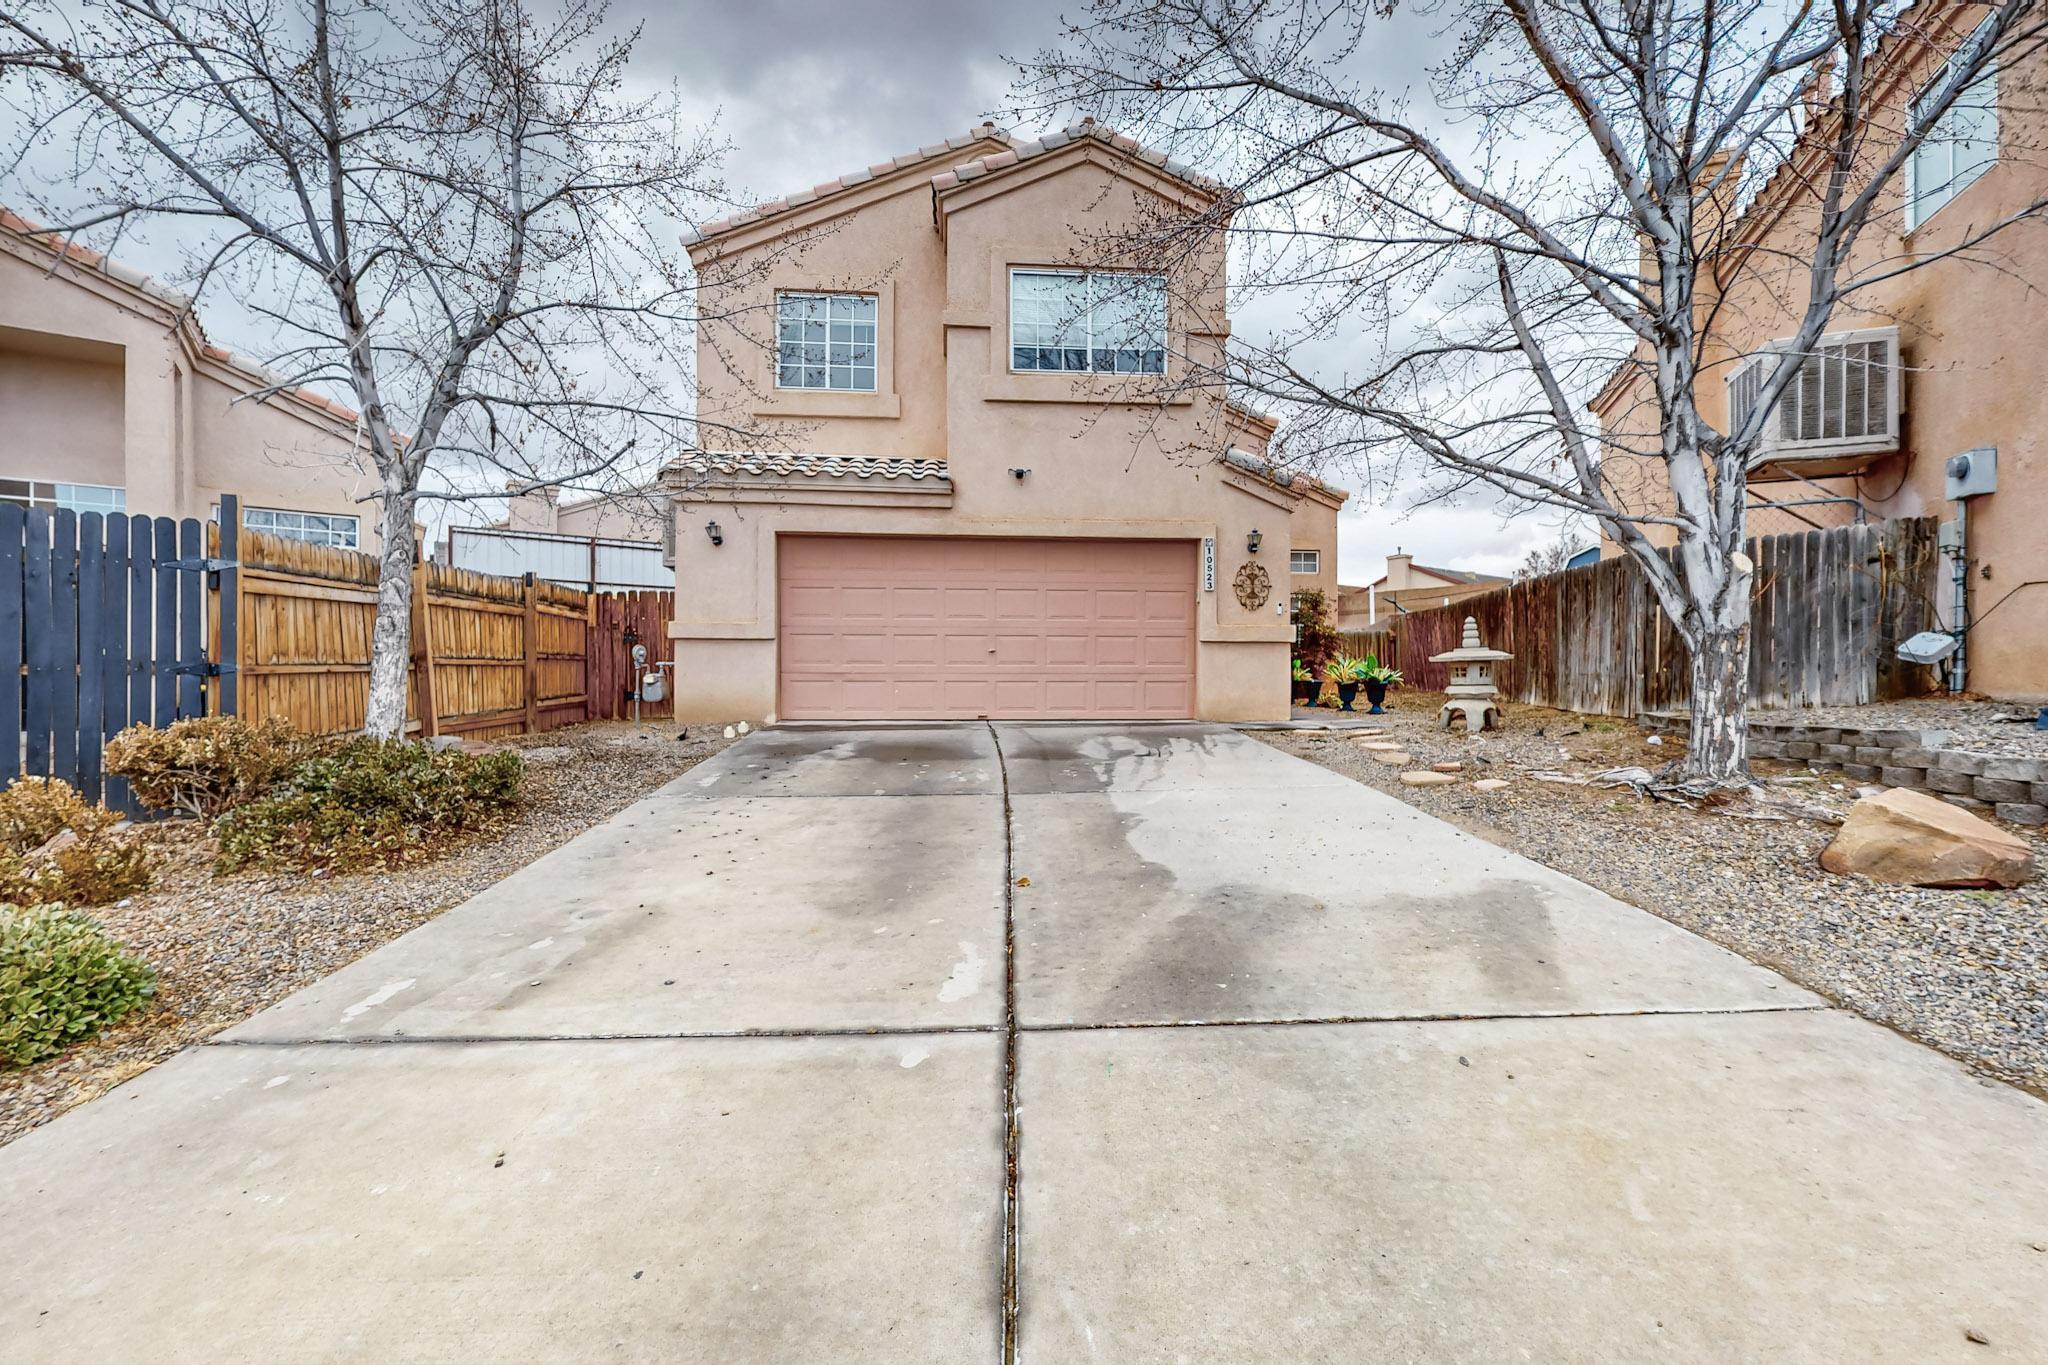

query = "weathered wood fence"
587;590;675;720
3;494;673;809
1388;517;1939;715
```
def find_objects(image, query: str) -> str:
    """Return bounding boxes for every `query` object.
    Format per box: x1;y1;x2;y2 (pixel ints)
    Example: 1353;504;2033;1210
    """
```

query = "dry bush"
0;778;151;907
104;716;332;818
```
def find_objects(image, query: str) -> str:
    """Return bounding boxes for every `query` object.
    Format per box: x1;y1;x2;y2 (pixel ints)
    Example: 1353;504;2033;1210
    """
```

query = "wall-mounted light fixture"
705;520;723;546
1009;467;1031;481
1246;528;1263;554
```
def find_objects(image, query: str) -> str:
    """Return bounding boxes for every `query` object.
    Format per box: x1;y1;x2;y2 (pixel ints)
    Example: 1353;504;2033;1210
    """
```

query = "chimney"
503;481;560;534
1384;549;1415;589
1798;55;1837;131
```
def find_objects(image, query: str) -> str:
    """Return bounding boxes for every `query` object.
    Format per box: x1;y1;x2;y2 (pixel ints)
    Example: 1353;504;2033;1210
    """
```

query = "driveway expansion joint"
988;721;1022;1365
207;1024;1004;1048
1016;1003;1832;1033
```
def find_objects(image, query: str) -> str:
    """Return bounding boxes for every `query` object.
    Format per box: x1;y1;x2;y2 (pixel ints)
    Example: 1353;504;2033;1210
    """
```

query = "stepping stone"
1359;741;1404;752
1431;761;1464;773
1372;752;1414;766
1400;770;1458;786
1472;778;1510;792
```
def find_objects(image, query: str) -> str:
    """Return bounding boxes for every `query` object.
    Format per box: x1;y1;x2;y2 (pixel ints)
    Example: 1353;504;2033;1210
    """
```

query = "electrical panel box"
1945;447;1997;499
1938;519;1962;550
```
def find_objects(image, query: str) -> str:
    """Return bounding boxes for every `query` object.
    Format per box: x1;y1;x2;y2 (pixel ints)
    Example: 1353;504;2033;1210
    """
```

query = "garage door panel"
779;537;1195;720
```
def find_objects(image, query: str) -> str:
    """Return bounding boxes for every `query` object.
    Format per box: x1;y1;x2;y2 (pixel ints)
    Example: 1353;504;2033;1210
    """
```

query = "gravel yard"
1264;693;2048;1098
0;721;729;1146
1752;697;2048;756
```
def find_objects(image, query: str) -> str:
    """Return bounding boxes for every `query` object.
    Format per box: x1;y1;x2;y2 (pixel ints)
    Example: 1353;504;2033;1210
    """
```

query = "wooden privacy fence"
2;493;674;810
236;527;672;740
0;498;239;811
587;590;675;720
1387;517;1940;716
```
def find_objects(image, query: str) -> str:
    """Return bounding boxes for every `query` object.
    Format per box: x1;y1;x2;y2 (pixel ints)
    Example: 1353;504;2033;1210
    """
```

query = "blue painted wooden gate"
0;495;240;812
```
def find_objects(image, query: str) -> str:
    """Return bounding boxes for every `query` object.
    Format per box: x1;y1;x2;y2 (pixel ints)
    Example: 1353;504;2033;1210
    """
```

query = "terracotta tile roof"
1;206;363;429
932;120;1226;198
670;451;952;483
1221;447;1347;502
681;125;1016;246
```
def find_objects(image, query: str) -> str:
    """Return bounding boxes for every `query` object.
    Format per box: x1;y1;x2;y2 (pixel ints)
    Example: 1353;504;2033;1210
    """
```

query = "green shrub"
104;716;331;818
214;739;524;873
0;905;155;1067
0;778;152;907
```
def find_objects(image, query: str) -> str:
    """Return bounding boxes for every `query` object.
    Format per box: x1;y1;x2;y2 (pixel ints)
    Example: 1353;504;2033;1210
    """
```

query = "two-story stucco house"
1;210;374;544
662;122;1345;723
1590;2;2048;701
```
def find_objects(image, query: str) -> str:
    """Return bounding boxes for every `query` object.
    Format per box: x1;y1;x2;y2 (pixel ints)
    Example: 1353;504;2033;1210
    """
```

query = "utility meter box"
1945;447;1997;499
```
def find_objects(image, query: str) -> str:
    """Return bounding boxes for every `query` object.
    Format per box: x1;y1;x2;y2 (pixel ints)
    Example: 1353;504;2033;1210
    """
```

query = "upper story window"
245;506;360;549
0;480;125;515
777;292;877;391
1289;549;1321;575
1010;269;1166;374
1907;28;1998;231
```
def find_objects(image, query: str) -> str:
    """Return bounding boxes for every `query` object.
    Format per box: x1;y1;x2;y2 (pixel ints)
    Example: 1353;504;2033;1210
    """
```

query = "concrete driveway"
4;723;2046;1361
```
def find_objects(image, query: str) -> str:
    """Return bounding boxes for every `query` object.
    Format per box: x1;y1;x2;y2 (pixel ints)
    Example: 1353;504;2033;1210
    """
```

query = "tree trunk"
1680;623;1750;782
363;484;419;740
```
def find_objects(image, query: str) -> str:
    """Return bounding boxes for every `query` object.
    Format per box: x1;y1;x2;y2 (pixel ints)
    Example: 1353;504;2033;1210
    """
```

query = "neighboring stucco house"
662;122;1346;723
1590;1;2047;701
0;210;374;545
1336;553;1508;631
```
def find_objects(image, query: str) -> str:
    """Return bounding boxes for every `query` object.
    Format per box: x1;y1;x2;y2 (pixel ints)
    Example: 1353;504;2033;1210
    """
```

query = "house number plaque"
1202;537;1216;591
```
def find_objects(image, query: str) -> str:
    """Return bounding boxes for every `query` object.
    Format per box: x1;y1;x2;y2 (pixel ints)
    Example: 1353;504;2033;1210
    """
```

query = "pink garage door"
778;536;1197;720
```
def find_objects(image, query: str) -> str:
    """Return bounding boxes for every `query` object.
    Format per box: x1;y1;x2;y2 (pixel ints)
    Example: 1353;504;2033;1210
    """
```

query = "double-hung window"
1010;269;1166;374
1907;26;1998;231
776;292;877;391
1289;549;1320;575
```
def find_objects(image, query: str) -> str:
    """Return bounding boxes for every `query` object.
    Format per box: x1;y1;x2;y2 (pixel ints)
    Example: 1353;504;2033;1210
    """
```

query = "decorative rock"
736;721;752;735
1472;778;1510;792
1430;761;1464;773
723;725;737;739
1399;770;1458;787
1819;788;2034;888
1372;751;1413;766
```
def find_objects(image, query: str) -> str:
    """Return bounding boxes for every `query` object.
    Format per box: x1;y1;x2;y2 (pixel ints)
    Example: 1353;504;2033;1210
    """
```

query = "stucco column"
121;340;183;517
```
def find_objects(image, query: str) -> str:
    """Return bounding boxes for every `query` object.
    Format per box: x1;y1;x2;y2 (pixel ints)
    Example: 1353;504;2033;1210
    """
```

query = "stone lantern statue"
1431;616;1512;732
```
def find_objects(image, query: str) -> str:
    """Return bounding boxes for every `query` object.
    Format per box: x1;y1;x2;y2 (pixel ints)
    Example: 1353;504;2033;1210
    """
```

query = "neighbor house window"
1290;549;1320;575
244;507;360;548
1907;27;1998;230
776;292;877;391
1010;269;1166;374
0;480;125;515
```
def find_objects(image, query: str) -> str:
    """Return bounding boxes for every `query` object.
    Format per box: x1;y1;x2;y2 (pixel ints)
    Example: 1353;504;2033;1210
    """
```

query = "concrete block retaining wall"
1638;713;2048;827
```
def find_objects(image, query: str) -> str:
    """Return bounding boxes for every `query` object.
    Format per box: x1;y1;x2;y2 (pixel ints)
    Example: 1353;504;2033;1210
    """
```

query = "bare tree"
0;0;735;738
1022;0;2048;782
1516;536;1582;581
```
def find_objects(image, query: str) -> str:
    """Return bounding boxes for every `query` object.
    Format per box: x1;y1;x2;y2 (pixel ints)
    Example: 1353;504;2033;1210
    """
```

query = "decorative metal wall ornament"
1233;559;1272;611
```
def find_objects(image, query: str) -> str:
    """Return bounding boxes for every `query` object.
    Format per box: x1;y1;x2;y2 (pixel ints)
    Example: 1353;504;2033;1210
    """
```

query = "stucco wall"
1593;21;2048;701
675;141;1334;722
0;234;372;532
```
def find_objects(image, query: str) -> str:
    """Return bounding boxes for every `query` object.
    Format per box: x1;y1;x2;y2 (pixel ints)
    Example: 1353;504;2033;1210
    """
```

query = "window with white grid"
0;480;125;515
245;507;360;548
1290;549;1320;575
1907;25;1998;231
1010;269;1166;374
776;293;878;391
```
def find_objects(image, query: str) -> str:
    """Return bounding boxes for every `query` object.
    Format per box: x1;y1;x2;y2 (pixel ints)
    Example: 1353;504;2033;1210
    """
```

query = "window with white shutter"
1725;327;1900;466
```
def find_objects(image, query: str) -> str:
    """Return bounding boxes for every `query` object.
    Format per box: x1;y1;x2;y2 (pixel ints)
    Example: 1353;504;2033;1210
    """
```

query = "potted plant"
1359;654;1404;714
1328;654;1367;711
1291;659;1318;708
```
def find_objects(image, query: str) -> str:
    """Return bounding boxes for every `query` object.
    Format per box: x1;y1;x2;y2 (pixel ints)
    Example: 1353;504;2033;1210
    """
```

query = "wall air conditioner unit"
1728;325;1901;482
